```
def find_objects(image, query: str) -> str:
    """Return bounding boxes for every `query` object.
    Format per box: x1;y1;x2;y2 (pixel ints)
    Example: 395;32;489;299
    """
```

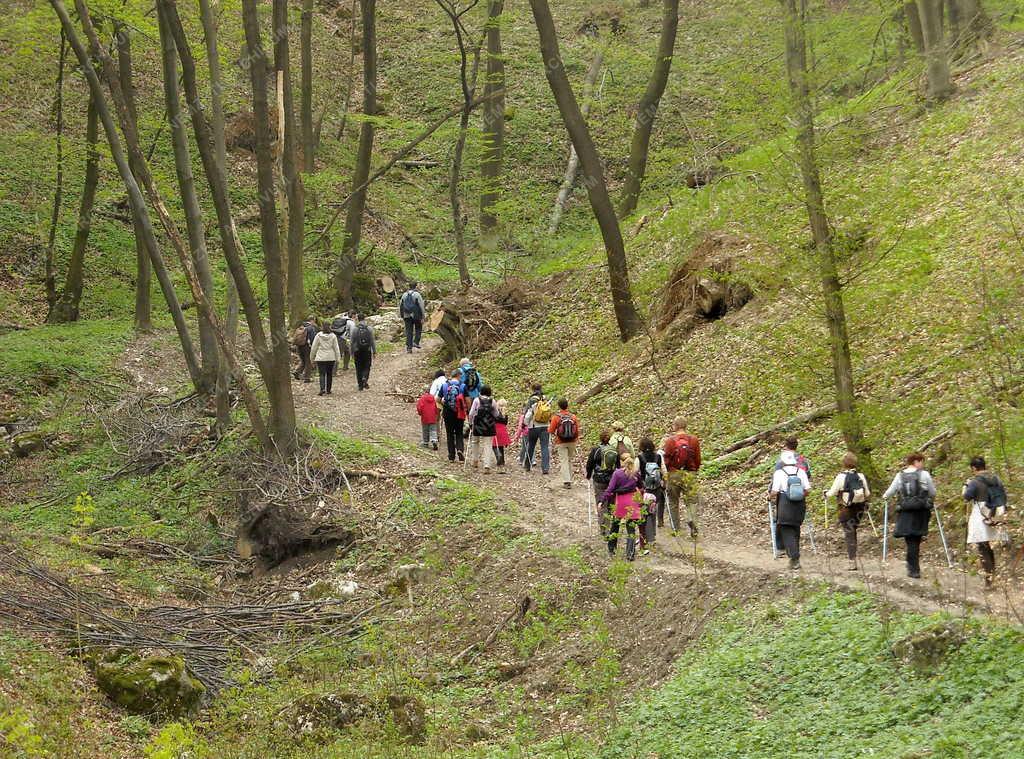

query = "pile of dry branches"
434;280;536;359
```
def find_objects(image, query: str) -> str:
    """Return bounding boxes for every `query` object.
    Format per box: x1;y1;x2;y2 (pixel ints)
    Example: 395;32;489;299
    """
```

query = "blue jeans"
525;428;550;474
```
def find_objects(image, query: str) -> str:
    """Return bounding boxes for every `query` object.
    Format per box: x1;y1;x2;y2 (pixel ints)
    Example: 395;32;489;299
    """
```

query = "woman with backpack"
603;453;643;561
882;452;936;579
770;450;811;570
637;437;666;549
309;322;342;396
962;456;1008;587
825;452;871;570
492;399;512;473
467;385;498;473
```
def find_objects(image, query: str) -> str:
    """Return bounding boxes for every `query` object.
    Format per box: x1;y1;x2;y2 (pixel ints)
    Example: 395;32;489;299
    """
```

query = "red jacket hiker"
548;411;580;443
416;392;439;425
664;432;701;472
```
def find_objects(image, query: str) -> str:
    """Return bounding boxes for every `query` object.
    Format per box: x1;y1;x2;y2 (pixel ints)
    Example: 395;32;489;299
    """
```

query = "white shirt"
826;470;871;501
429;375;446;397
771;465;810;495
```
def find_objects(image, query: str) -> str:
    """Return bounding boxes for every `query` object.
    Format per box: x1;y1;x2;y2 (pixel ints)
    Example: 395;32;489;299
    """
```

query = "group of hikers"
415;359;1011;585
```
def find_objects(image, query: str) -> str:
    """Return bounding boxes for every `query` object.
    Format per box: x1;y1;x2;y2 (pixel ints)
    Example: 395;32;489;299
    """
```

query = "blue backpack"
783;466;805;502
442;382;461;412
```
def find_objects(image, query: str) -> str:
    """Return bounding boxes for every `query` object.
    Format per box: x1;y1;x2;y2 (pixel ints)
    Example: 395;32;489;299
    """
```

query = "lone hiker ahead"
400;282;426;354
962;456;1008;587
770;450;810;570
662;418;701;538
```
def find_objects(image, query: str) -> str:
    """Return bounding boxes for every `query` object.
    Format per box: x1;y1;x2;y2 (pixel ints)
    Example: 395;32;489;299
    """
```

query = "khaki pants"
469;435;496;470
666;470;699;532
555;442;576;484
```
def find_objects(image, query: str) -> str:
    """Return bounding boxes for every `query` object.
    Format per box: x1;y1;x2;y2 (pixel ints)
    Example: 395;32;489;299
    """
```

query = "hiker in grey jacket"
399;283;426;353
882;452;936;579
347;315;377;391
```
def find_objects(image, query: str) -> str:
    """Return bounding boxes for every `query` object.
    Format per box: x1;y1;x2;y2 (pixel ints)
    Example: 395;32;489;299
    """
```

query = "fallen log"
450;595;532;666
575;372;625;406
710;404;836;463
918;429;954;452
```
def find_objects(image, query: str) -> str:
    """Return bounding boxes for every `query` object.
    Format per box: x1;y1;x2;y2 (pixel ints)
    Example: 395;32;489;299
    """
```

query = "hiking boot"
687;521;698;539
562;482;571;490
432;442;438;451
847;560;858;571
789;558;801;571
907;568;921;579
625;538;637;562
406;348;412;354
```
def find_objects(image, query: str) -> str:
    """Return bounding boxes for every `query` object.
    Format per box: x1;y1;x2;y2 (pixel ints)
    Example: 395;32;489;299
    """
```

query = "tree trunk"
549;46;603;234
951;0;992;54
117;24;152;333
334;0;376;309
917;0;954;99
528;0;642;342
274;0;308;326
240;0;298;452
617;0;678;219
335;0;358;143
479;0;505;252
44;29;67;312
47;94;98;324
781;0;877;486
301;0;315;172
904;2;926;54
157;3;219;394
54;0;203;392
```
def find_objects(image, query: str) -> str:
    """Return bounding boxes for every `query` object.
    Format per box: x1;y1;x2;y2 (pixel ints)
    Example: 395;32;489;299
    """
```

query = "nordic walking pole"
864;502;879;538
933;504;954;568
882;498;890;562
768;495;779;558
806;506;818;555
463;426;473;472
587;484;594;535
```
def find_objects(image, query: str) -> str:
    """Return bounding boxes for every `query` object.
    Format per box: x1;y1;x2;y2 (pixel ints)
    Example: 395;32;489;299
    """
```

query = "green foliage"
305;425;391;466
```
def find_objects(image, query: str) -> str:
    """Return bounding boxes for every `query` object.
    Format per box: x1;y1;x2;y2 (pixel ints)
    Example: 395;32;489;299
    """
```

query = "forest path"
299;336;1020;620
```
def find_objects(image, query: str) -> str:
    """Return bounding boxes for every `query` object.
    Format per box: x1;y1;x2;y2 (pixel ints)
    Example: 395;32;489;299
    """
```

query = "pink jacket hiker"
493;421;512;448
603;467;642;520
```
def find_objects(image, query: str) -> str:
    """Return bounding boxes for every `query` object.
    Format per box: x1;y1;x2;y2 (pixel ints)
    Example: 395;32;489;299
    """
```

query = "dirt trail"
300;337;1021;620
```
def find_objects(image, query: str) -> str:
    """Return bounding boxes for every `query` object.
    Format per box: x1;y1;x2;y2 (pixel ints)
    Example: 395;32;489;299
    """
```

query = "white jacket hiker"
310;331;342;363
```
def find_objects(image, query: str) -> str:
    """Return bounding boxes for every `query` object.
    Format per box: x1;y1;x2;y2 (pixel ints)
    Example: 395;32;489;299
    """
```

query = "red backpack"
665;433;699;472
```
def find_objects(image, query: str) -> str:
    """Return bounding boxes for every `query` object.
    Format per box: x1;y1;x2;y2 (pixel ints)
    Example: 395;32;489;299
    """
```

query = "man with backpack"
825;452;871;570
467;385;498;473
962;456;1008;587
770;450;811;570
291;316;317;382
457;359;485;401
399;282;426;354
439;369;467;462
882;452;936;579
548;398;580;489
346;314;376;391
586;430;618;535
330;313;351;371
661;418;701;539
522;384;552;475
638;437;667;549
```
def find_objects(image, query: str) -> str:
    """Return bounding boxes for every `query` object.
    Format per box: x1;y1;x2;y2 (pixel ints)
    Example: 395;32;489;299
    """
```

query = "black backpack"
331;317;348;339
401;290;423;320
463;367;480;392
593;445;617;484
473;398;497;437
897;471;931;511
977;474;1007;508
354;323;372;350
555;412;578;442
842;470;867;506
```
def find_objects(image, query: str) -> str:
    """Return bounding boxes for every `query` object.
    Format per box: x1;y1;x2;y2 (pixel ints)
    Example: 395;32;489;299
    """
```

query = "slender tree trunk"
781;0;876;484
951;0;991;54
198;0;236;433
528;0;641;342
334;0;376;309
47;95;98;324
904;2;926;54
479;0;505;252
274;0;308;326
335;0;358;143
240;0;298;451
44;29;67;312
117;24;152;332
157;4;219;394
53;0;203;392
618;0;678;219
300;0;315;172
917;0;954;99
549;46;603;234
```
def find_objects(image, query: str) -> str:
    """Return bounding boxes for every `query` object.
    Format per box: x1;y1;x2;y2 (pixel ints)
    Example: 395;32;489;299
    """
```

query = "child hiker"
493;399;512;473
416;386;440;450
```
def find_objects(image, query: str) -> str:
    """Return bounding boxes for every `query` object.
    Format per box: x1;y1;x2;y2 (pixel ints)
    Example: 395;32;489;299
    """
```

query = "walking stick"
933;504;954;568
463;427;473;472
864;503;879;538
587;483;594;535
882;498;890;562
806;504;818;555
768;495;780;558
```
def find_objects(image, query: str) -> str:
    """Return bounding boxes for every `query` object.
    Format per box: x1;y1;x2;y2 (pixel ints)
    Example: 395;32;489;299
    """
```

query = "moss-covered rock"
11;430;45;457
387;693;427;745
93;653;204;719
891;622;966;675
279;692;374;740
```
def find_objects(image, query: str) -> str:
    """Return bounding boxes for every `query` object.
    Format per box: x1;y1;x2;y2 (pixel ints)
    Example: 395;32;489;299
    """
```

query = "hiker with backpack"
962;456;1008;587
522;384;552;475
309;322;342;396
548;398;580;489
770;450;811;570
399;282;426;354
882;452;936;579
467;385;498;473
603;452;643;561
638;437;667;548
416;386;440;450
458;359;485;401
492;399;512;473
825;452;871;570
291;316;318;382
608;422;635;459
329;313;351;371
439;369;468;462
346;314;376;391
661;418;702;539
586;431;619;535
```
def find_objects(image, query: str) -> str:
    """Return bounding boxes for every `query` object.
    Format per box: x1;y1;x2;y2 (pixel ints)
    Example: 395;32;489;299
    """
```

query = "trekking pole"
882;498;890;562
587;484;594;535
463;427;473;472
864;502;879;538
806;507;818;555
768;496;779;558
933;504;954;568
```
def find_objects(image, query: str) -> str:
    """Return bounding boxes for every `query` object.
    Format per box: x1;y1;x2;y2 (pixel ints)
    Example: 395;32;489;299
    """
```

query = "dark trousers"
905;536;922;575
317;361;335;394
841;519;859;560
443;410;465;461
494;446;506;466
977;541;995;579
404;318;422;350
777;524;801;560
294;344;312;380
608;519;638;560
353;350;372;389
337;338;350;370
